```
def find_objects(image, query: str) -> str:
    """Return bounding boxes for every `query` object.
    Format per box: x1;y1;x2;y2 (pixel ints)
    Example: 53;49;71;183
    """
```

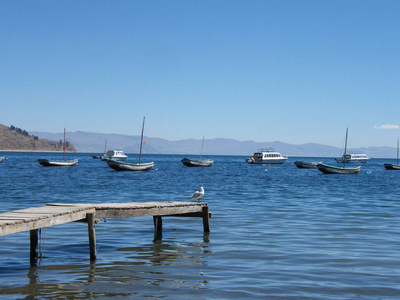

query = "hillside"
0;124;76;152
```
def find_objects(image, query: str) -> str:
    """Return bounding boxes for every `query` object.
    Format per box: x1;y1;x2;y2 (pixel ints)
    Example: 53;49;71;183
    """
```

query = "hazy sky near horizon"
1;0;400;148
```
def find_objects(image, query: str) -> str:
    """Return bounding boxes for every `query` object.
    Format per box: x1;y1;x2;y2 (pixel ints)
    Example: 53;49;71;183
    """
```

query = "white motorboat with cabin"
335;153;369;163
101;150;127;161
246;148;288;164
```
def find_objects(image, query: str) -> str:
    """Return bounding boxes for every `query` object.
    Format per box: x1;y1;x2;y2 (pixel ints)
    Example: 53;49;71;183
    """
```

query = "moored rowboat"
106;159;154;171
38;128;78;167
383;139;400;170
317;163;360;174
38;159;78;167
383;163;400;170
106;117;153;172
181;158;213;167
294;161;321;169
317;128;361;175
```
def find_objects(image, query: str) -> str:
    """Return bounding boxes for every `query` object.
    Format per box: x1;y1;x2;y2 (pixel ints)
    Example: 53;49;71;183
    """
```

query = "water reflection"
117;236;210;267
0;237;210;299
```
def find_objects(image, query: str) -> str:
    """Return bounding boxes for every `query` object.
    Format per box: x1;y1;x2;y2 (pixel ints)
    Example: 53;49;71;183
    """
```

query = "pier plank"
46;202;208;219
0;205;95;236
1;202;209;237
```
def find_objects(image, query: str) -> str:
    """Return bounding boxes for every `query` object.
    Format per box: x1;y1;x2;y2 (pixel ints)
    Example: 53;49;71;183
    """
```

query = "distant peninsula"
0;124;76;152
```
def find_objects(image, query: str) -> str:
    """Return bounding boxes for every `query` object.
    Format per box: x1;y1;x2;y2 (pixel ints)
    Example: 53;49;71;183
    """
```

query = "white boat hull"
38;159;78;167
317;163;360;174
106;159;154;171
335;153;369;163
335;158;369;163
247;157;288;164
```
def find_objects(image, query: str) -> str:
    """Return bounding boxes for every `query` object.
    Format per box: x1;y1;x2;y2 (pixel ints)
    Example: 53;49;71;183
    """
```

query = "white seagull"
188;186;205;202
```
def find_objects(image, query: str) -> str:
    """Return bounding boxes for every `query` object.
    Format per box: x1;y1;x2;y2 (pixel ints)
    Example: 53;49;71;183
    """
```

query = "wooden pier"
0;202;210;265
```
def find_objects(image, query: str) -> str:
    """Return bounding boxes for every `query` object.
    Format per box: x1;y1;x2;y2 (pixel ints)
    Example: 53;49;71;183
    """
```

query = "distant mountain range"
30;130;397;158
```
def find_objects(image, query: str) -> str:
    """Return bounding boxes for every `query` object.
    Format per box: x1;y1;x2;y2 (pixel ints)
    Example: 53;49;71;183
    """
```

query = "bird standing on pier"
189;186;204;202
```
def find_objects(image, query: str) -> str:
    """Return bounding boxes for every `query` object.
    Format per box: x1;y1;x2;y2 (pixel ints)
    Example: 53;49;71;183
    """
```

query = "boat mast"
104;139;107;154
200;135;204;161
139;117;145;165
343;127;348;168
397;138;399;165
63;128;66;161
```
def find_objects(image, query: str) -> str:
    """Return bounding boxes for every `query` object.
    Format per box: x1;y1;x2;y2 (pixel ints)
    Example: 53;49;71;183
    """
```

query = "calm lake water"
1;152;400;299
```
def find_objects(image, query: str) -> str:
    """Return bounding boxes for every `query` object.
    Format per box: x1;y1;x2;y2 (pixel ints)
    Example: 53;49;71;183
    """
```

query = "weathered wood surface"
87;213;97;261
0;205;95;236
47;202;209;219
1;202;209;237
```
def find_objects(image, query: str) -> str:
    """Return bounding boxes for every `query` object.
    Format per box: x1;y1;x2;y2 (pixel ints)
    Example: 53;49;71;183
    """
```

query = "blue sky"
1;0;399;148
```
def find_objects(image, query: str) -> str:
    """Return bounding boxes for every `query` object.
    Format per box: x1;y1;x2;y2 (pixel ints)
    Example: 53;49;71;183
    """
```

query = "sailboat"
38;129;78;167
317;127;361;174
181;136;213;167
383;138;400;170
106;117;154;171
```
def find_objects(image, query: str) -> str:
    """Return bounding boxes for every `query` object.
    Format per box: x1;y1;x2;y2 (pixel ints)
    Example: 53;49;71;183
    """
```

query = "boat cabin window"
263;154;280;158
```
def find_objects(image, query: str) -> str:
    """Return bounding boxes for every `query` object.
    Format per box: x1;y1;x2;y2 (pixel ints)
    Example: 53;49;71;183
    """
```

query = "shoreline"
0;150;77;153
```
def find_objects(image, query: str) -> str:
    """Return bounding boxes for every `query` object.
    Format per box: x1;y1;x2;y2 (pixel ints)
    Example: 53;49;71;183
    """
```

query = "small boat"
38;129;78;167
246;147;288;164
96;139;110;160
317;128;360;174
182;136;213;167
101;150;127;161
317;163;361;174
106;117;154;172
106;159;154;171
38;159;79;167
294;161;321;169
0;156;7;162
335;153;369;163
384;138;400;170
181;158;213;167
384;163;400;170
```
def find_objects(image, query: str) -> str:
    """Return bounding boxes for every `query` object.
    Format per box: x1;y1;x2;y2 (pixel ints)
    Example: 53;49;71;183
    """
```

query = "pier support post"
153;216;163;240
202;206;210;233
30;229;39;266
87;213;97;261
